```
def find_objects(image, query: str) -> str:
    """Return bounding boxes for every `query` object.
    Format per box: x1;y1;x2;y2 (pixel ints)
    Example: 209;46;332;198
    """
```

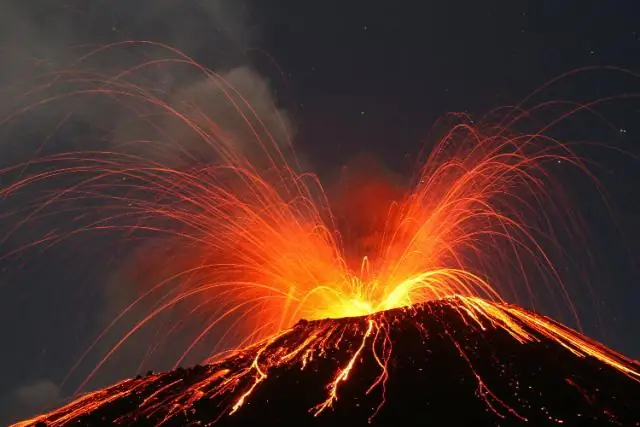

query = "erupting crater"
16;296;640;427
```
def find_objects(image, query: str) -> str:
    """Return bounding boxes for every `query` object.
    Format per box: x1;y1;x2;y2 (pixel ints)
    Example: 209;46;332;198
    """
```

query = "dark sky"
1;1;639;423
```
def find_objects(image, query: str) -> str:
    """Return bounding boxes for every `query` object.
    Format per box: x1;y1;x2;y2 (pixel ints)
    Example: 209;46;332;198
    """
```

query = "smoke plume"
0;1;294;424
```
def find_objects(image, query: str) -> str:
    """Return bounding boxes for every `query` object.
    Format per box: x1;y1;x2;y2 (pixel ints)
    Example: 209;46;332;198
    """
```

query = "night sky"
1;1;639;423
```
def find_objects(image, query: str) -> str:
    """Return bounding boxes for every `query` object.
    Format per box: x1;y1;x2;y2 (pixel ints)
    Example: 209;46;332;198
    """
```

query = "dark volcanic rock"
17;297;640;426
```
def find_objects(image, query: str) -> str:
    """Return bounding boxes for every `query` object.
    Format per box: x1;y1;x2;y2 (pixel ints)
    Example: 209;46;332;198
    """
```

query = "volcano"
15;296;640;427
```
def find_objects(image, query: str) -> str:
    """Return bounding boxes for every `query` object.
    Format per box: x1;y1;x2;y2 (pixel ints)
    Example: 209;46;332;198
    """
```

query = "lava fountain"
1;44;638;425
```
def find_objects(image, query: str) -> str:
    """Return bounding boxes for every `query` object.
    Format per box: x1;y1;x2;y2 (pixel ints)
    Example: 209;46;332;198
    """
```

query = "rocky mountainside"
17;296;640;426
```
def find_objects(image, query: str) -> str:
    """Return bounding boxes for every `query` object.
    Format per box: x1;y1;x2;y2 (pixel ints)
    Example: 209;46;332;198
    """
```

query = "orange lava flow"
14;296;640;426
1;44;638;425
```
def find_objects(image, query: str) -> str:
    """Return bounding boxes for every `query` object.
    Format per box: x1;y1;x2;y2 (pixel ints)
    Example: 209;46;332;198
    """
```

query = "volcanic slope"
16;296;640;427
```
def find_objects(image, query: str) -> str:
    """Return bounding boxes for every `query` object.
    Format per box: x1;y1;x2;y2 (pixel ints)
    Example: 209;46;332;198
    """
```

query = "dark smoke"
0;1;294;424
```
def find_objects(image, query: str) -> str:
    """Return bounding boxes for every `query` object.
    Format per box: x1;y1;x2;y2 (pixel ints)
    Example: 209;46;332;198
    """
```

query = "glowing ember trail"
13;296;640;426
1;44;638;425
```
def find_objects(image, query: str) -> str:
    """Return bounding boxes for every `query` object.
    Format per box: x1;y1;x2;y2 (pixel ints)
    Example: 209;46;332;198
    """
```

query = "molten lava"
1;44;638;426
14;296;640;426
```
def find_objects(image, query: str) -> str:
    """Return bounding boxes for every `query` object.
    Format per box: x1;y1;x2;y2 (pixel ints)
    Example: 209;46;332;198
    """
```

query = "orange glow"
2;44;638;425
13;295;640;426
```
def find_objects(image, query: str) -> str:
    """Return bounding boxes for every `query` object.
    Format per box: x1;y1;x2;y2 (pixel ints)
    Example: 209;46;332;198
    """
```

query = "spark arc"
2;45;638;425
